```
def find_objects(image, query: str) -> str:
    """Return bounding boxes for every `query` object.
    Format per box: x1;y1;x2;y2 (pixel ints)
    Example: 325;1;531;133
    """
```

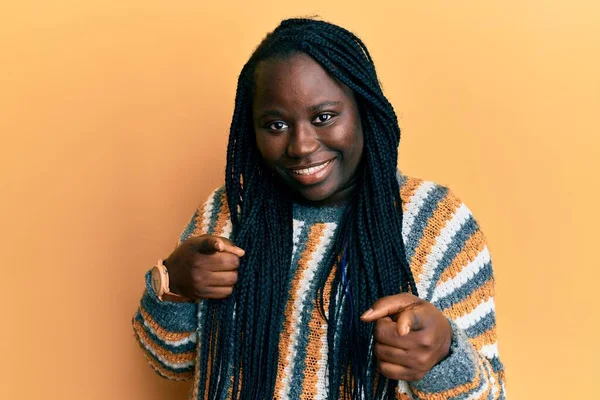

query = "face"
253;53;364;206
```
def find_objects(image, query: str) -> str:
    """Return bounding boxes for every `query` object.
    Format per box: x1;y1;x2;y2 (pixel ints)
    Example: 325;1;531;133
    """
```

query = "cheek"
255;133;283;165
344;128;364;167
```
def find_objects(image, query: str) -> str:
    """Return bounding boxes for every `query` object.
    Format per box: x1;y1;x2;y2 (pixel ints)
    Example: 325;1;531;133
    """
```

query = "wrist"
438;321;453;363
151;259;191;302
162;257;182;294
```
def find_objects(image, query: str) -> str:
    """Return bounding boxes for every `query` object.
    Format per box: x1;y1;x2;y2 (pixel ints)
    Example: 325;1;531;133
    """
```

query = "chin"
296;185;338;205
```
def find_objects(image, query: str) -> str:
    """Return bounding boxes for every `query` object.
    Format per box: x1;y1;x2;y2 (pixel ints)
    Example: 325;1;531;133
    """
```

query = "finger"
361;293;422;322
374;317;414;350
216;237;246;257
395;308;423;336
196;236;245;257
198;286;234;299
373;342;409;364
378;361;426;382
198;252;241;271
197;236;222;254
206;271;238;287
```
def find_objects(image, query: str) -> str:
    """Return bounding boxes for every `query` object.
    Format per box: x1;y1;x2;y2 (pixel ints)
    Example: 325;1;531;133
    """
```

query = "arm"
365;183;506;399
132;273;198;380
132;186;234;381
407;188;506;399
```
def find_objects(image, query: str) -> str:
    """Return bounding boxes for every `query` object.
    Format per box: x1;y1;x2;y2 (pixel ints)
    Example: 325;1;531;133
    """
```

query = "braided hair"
197;18;417;399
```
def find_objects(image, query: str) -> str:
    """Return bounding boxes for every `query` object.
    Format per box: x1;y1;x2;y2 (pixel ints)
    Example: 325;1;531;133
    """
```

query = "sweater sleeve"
132;186;229;381
397;183;506;399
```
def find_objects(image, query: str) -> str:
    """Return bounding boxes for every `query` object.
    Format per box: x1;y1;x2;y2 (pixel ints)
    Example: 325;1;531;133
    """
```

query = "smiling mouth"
289;159;333;176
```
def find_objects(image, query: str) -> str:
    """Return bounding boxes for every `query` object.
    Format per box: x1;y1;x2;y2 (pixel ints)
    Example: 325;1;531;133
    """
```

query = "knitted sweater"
132;174;506;399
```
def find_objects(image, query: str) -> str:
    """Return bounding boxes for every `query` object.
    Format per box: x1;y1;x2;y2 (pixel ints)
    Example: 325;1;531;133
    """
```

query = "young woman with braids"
133;18;506;399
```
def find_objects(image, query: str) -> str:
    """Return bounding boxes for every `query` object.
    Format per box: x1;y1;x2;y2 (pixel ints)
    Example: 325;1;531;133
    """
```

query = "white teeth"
292;160;331;176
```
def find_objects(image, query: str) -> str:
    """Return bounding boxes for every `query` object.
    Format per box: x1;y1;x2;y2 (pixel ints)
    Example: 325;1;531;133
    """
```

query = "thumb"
360;293;422;322
395;307;423;336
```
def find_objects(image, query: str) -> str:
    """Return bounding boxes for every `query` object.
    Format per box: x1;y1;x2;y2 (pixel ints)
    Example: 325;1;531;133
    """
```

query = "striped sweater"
132;174;506;399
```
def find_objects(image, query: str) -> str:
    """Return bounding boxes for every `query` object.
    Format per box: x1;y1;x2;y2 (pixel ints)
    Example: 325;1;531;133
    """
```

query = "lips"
283;158;336;186
290;159;333;175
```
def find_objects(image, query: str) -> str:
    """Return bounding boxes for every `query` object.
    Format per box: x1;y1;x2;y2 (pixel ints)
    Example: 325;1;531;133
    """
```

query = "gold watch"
150;260;192;302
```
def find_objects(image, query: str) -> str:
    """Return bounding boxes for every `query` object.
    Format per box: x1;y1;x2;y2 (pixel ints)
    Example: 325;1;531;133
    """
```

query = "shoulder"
178;185;232;244
398;173;476;229
397;172;488;261
397;173;491;300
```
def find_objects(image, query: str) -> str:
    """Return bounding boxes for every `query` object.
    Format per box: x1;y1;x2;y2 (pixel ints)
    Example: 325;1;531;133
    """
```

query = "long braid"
198;18;417;399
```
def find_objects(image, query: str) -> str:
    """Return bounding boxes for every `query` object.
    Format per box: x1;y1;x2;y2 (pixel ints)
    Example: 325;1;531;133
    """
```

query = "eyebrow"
257;109;284;119
309;101;342;112
257;101;343;120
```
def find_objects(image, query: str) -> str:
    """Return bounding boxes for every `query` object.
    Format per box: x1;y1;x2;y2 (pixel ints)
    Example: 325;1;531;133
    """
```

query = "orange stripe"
470;327;497;351
133;331;194;381
410;192;461;283
144;352;193;380
488;362;502;400
400;177;424;212
133;319;196;364
479;378;493;399
494;370;506;399
477;359;496;400
443;279;495;319
301;263;337;399
192;201;208;237
227;373;235;399
480;365;493;400
138;306;195;342
274;223;326;399
438;230;487;284
213;191;230;236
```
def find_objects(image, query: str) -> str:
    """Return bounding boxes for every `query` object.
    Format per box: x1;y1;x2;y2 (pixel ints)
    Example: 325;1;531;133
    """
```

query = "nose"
286;122;320;158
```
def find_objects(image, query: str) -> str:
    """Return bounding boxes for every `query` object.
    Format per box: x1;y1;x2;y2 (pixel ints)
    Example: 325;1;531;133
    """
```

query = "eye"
266;121;289;132
313;113;334;124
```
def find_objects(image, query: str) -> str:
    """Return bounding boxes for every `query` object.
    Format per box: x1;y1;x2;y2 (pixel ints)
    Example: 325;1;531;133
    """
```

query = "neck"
295;173;359;207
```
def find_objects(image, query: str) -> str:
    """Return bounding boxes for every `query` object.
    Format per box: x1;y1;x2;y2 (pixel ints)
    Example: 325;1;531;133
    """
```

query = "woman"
133;18;505;399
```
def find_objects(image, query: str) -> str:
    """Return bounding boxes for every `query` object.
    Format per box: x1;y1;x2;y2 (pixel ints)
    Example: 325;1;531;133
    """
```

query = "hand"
164;234;245;300
360;293;452;382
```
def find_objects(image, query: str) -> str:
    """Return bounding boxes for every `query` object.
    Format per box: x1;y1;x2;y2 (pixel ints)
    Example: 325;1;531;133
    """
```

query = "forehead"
253;53;353;110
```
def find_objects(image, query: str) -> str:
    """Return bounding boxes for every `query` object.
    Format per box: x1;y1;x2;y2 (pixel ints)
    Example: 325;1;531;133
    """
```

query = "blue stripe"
453;363;488;400
423;215;480;302
411;321;478;393
133;328;193;374
450;350;495;400
404;185;448;263
134;313;196;354
489;356;504;374
290;222;311;275
180;209;199;243
206;186;226;235
433;262;493;311
464;310;497;339
396;170;408;189
287;227;338;398
140;273;198;332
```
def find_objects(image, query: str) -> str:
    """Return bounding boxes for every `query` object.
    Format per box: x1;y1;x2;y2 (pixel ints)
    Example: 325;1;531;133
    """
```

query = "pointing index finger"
197;236;245;257
360;293;422;322
219;241;245;257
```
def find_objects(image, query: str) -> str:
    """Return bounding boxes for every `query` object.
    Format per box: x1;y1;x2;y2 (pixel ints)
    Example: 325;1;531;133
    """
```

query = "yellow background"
2;1;599;399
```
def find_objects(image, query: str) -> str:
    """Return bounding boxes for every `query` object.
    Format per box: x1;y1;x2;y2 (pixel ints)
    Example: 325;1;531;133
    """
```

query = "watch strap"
155;259;193;303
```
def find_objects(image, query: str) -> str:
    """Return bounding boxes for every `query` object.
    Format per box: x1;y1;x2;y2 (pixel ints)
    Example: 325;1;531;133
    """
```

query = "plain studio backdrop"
1;1;599;399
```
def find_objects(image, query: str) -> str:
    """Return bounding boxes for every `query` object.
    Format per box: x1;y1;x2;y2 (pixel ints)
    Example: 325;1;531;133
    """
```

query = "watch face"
151;267;162;295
